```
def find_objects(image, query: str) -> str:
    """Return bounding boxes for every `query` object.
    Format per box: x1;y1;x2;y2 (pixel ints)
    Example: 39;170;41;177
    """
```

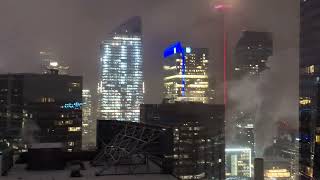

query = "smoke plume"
227;49;298;157
22;119;40;144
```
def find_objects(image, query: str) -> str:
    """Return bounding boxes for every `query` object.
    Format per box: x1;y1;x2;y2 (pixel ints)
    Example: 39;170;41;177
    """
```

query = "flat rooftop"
3;162;176;180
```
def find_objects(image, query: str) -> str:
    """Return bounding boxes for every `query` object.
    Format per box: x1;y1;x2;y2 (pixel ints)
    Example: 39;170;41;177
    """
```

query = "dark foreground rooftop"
3;161;176;180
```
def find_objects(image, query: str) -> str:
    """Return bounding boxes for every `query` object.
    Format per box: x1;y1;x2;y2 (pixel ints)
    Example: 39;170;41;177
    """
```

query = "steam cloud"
22;119;40;145
227;49;298;157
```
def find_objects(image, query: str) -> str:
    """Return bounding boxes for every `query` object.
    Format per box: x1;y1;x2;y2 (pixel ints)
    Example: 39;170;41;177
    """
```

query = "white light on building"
98;17;143;122
225;148;252;178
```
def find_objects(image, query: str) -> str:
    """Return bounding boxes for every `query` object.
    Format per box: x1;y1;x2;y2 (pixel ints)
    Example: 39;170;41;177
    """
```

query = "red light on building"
213;4;232;11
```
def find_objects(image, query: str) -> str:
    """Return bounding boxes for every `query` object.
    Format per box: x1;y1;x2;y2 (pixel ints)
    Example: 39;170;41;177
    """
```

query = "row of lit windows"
40;97;55;103
99;36;143;122
68;127;81;132
55;120;73;126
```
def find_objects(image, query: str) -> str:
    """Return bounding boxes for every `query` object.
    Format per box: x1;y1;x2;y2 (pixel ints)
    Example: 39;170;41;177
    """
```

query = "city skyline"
0;0;298;105
0;0;302;179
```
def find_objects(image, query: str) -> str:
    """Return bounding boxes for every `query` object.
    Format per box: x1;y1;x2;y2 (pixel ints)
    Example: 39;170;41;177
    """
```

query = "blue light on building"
164;42;186;96
163;44;209;103
62;102;82;109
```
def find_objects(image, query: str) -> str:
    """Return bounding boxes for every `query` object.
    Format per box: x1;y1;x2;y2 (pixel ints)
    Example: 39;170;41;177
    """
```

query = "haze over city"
0;0;315;180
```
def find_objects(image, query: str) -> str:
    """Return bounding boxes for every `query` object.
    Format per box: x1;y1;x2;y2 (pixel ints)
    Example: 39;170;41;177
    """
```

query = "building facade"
163;45;209;104
300;0;320;178
233;31;273;79
225;148;252;179
98;16;143;122
82;89;95;150
140;103;225;180
231;31;273;156
0;74;82;152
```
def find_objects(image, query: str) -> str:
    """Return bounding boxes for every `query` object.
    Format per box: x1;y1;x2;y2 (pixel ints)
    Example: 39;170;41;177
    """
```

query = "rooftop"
3;162;176;180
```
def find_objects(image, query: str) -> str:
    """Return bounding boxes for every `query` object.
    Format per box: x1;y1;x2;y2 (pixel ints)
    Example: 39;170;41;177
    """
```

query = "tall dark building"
140;103;225;180
300;0;320;178
0;73;82;152
230;31;273;157
233;31;273;79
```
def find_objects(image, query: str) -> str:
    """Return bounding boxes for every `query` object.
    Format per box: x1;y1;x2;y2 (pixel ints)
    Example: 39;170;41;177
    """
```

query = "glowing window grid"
99;35;143;122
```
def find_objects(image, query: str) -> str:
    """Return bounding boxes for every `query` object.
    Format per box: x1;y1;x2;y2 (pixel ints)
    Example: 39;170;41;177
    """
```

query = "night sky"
0;0;298;105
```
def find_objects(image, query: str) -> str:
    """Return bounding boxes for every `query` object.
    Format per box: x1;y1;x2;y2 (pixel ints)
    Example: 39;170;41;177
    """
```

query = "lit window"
65;120;73;125
306;65;315;74
186;47;191;53
316;135;320;144
55;121;64;126
71;82;80;87
41;97;45;103
300;97;311;105
48;97;55;103
68;127;81;132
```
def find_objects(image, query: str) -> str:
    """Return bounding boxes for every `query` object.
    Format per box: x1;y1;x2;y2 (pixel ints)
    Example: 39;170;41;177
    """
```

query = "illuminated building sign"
62;102;82;109
265;169;290;178
164;42;186;96
300;97;312;105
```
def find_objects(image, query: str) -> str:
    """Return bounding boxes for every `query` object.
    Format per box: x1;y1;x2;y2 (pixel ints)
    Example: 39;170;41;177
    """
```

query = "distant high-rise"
82;89;94;150
231;31;273;157
0;73;82;152
98;17;143;122
40;50;69;75
163;45;209;103
233;31;273;79
300;0;320;179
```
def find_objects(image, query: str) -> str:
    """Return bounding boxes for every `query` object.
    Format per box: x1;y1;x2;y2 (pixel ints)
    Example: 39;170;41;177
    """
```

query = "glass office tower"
98;16;143;122
163;47;209;103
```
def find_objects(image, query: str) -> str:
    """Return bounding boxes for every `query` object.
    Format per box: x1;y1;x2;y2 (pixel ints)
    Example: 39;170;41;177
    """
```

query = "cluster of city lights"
62;102;83;109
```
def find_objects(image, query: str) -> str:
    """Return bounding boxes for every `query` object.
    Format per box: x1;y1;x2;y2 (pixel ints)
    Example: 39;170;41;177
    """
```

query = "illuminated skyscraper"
98;17;143;122
225;148;252;178
163;45;209;103
82;89;94;150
